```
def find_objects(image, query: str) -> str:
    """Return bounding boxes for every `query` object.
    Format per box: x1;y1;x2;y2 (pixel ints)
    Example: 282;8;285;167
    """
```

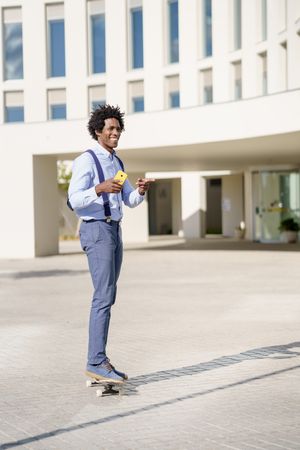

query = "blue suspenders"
67;150;125;219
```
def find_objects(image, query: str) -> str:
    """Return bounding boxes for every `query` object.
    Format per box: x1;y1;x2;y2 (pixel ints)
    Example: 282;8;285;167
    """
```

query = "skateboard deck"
86;377;125;397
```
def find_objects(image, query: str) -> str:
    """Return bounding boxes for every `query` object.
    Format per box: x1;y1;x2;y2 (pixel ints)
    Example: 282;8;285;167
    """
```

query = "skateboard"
86;378;125;397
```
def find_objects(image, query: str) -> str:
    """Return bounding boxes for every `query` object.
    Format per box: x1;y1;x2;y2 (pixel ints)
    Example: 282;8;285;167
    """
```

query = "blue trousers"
79;220;123;365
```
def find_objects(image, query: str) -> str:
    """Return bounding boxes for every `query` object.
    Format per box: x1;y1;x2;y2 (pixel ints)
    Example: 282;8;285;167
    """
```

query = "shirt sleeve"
68;154;98;209
122;178;145;208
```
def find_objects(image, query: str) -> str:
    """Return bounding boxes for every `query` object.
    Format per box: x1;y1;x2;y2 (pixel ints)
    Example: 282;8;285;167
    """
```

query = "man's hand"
136;178;155;195
95;178;122;196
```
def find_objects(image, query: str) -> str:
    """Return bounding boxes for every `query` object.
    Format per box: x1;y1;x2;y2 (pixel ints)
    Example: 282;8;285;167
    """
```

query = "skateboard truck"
86;378;125;397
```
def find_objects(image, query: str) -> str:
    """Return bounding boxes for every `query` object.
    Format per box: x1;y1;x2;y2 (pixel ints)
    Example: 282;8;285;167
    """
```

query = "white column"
222;174;244;237
213;0;230;103
178;0;198;107
143;0;164;111
241;0;258;99
122;173;148;243
0;153;35;258
65;0;88;119
106;0;127;108
288;0;300;90
181;173;206;238
33;156;59;256
244;170;253;241
23;0;47;122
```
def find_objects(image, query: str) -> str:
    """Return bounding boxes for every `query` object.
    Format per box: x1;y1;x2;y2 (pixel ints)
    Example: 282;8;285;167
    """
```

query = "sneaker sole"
85;370;124;384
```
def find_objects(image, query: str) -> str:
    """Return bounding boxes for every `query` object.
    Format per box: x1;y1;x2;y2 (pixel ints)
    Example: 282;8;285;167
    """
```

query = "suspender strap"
114;154;124;172
86;149;111;219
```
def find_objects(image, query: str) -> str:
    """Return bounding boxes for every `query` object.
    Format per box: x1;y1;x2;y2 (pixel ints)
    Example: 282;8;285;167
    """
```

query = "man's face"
96;118;122;152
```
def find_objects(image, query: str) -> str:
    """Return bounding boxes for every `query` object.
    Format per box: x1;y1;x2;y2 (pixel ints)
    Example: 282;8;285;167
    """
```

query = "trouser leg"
81;221;122;366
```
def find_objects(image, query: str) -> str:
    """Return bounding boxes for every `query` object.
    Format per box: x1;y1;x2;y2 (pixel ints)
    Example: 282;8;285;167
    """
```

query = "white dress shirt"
68;142;144;221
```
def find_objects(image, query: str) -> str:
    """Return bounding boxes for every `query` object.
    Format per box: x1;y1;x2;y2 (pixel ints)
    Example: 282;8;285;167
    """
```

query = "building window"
202;0;212;57
88;85;106;112
261;0;267;41
128;80;144;113
259;52;268;95
232;61;242;100
88;0;106;74
233;0;242;50
168;0;179;63
3;8;23;80
48;89;66;120
130;4;144;69
166;75;180;108
46;4;66;77
201;69;213;104
4;91;24;123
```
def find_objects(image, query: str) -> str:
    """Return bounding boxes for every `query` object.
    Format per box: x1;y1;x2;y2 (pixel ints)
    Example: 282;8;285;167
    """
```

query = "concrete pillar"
106;0;127;108
33;156;59;256
178;0;198;107
65;0;88;119
0;152;35;258
172;178;182;236
181;173;206;238
244;170;254;241
144;0;164;111
22;0;47;122
222;174;244;237
122;172;149;243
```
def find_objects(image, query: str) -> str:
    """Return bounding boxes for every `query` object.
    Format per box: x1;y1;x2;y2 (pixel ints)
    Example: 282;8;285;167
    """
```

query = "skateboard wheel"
86;380;92;387
96;389;103;397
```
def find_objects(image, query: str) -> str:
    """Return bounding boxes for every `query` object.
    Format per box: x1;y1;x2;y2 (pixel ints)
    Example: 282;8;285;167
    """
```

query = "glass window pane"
261;0;267;40
4;22;23;80
169;0;179;63
203;0;212;57
50;104;66;120
92;14;106;73
5;106;24;122
234;0;242;50
92;100;106;110
204;86;213;104
49;19;65;77
132;96;144;112
131;7;144;69
170;91;180;108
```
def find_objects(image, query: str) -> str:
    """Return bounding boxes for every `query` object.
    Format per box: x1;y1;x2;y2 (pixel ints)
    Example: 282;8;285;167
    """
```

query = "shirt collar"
93;142;116;160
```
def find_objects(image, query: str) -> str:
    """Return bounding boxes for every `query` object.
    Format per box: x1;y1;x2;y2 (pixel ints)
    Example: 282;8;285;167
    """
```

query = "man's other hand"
136;178;155;195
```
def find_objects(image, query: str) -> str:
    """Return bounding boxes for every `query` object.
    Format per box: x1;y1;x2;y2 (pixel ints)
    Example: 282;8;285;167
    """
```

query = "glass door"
253;171;300;242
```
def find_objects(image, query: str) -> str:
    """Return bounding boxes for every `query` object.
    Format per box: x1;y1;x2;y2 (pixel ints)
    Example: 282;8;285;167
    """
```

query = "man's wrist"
95;184;103;196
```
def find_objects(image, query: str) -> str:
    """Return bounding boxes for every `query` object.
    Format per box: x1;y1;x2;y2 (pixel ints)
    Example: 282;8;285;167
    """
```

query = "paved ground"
0;238;300;450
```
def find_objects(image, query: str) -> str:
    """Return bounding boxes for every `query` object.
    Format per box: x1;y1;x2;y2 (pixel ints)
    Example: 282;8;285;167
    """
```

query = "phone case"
114;170;128;185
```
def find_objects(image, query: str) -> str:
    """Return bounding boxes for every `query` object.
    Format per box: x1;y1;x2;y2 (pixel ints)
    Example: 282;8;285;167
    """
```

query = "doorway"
148;180;173;235
206;178;222;234
253;170;300;242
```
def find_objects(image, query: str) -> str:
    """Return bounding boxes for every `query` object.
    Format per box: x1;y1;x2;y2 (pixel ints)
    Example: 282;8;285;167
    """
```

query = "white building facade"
0;0;300;257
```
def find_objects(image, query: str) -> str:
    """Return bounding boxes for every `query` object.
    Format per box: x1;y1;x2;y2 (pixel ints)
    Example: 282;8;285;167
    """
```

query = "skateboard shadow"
127;341;300;389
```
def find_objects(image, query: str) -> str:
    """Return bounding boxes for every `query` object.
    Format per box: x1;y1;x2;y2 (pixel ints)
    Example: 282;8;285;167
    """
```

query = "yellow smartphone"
114;170;128;185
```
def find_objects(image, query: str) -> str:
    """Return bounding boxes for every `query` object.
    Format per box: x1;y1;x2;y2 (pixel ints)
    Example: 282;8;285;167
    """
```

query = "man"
68;104;154;383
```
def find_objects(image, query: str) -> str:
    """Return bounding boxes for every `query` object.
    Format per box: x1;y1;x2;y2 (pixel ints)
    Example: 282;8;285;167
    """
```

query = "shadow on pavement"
1;342;300;449
126;239;300;252
0;269;88;279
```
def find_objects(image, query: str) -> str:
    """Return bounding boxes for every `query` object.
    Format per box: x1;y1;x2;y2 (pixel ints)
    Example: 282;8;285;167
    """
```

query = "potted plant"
279;217;300;243
234;221;246;239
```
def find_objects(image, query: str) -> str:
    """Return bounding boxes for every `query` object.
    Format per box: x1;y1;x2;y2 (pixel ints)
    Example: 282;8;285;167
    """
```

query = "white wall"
222;174;244;237
122;172;149;243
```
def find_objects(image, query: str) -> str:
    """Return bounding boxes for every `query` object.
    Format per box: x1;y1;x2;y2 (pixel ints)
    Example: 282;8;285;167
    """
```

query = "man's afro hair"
87;104;125;140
